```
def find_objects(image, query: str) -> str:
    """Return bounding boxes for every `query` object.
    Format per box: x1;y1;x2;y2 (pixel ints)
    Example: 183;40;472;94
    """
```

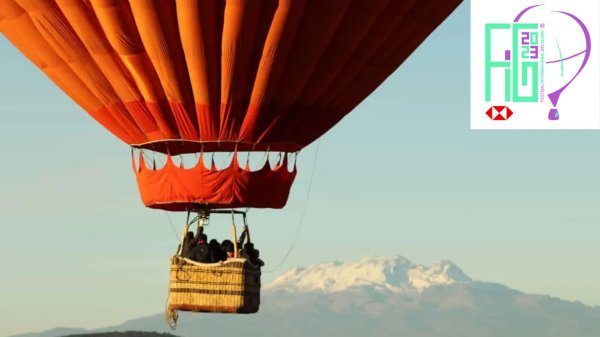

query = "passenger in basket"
240;242;264;267
239;242;252;260
191;233;211;263
181;231;195;259
238;226;248;247
208;239;224;263
221;239;235;259
182;225;203;259
253;248;265;267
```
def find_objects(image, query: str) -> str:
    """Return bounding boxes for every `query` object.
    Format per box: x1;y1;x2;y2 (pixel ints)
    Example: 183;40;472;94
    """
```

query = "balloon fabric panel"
0;0;462;210
0;0;462;151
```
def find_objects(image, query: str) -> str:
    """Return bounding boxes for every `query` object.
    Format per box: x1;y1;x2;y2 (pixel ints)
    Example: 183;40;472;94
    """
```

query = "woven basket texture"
167;257;261;314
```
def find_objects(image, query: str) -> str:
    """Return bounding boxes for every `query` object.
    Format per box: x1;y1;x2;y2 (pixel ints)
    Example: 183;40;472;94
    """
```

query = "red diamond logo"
486;106;513;120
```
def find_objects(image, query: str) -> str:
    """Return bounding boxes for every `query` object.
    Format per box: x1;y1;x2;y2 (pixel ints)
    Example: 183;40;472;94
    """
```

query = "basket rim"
172;256;262;269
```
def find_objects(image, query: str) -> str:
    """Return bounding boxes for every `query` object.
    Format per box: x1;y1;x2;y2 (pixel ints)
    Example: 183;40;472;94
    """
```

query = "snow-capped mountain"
8;255;600;337
266;255;471;293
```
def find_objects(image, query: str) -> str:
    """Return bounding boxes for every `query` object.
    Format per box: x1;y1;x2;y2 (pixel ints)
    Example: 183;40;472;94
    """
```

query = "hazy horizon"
5;253;600;337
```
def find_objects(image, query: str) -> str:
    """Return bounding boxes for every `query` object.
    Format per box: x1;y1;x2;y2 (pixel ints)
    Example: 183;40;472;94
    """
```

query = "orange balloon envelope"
0;0;462;211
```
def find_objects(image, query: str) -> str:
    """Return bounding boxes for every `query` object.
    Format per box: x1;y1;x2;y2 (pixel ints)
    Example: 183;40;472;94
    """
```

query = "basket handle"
231;210;238;258
176;211;192;257
243;213;251;244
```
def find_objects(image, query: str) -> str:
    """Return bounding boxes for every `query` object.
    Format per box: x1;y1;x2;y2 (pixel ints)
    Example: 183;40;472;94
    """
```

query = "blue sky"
1;2;599;336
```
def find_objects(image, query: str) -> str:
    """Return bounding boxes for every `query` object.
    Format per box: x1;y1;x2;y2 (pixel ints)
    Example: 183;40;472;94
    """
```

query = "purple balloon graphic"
515;5;592;121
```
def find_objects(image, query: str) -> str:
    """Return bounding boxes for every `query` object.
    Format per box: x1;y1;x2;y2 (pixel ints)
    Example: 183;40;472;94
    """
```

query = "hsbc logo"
486;106;514;120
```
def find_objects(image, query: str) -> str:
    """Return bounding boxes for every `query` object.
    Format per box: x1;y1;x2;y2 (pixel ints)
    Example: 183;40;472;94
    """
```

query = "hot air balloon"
0;0;462;325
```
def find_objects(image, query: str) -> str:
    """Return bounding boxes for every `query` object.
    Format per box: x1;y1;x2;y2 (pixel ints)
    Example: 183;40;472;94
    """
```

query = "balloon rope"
165;288;177;330
165;212;181;242
264;140;321;273
164;211;192;329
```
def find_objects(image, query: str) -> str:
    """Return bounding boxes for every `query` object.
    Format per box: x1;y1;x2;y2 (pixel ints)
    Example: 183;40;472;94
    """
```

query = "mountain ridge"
266;255;472;293
7;255;600;337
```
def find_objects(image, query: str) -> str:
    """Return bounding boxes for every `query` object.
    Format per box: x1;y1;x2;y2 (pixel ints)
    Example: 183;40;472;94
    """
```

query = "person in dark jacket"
208;239;223;263
239;242;253;260
238;226;248;248
235;226;250;259
181;231;195;259
182;225;203;259
240;242;264;266
191;233;211;263
221;239;235;259
253;248;264;267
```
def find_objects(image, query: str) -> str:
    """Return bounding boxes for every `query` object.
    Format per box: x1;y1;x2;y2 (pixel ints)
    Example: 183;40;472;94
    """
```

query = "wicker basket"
166;256;261;324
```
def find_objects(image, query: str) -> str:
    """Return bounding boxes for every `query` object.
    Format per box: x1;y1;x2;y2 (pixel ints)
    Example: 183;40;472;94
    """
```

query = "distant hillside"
64;332;178;337
11;255;600;337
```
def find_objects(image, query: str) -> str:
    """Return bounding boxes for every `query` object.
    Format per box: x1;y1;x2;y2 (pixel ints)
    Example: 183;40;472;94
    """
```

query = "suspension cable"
264;140;321;273
164;212;180;242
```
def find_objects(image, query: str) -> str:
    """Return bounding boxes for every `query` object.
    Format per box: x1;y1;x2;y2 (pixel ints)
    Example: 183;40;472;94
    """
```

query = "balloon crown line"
132;148;298;174
131;140;303;155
